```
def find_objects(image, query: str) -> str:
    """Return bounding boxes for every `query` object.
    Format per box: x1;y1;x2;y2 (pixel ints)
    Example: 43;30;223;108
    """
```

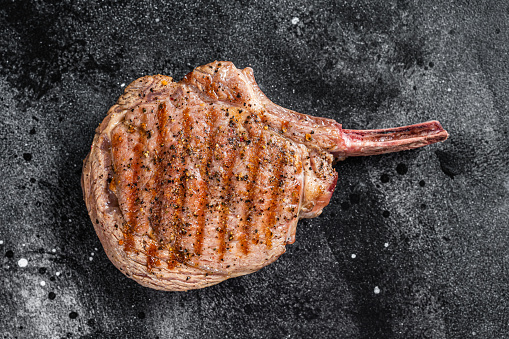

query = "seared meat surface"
82;61;448;291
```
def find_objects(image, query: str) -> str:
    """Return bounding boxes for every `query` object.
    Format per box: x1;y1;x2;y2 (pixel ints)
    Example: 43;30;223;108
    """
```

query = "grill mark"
152;102;168;235
118;108;150;240
128;111;152;248
264;144;285;250
111;129;142;253
217;127;238;260
175;107;192;261
153;102;181;268
195;111;217;256
111;135;131;252
239;126;264;255
158;117;183;263
152;102;179;268
130;143;143;231
137;112;151;236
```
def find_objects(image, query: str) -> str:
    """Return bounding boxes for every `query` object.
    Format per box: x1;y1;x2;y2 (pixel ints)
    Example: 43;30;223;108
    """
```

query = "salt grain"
291;17;300;25
51;249;56;253
89;257;93;261
384;242;389;248
374;286;381;294
351;254;356;259
120;83;126;88
56;272;61;276
40;281;46;287
0;240;3;245
18;258;28;267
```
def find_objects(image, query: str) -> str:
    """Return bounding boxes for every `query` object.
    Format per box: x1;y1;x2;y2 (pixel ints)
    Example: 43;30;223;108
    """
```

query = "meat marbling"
82;61;448;291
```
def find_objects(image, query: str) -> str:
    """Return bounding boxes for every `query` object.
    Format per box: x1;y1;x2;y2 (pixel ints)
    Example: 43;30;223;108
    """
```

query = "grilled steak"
82;61;448;291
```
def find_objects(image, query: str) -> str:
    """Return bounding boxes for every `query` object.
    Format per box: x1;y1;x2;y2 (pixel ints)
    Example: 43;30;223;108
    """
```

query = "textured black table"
1;1;508;338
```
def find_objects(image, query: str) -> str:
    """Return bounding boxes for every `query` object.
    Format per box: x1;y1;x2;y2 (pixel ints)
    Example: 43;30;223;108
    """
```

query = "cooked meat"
82;61;448;291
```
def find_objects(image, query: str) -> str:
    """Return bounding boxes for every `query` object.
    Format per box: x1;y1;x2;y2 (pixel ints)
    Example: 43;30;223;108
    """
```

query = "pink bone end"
333;120;449;160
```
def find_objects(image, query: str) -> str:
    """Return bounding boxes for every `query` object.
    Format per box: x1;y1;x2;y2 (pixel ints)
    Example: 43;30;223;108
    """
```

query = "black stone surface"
1;1;508;338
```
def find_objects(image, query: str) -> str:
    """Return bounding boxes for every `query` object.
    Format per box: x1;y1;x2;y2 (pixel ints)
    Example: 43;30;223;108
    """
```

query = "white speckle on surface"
351;254;356;259
40;281;46;287
89;257;93;261
384;242;389;248
291;17;300;25
0;240;3;245
56;271;61;276
374;286;381;294
51;248;56;253
121;83;126;88
447;87;452;92
18;258;28;267
91;252;94;256
94;248;98;251
22;243;26;247
155;18;160;23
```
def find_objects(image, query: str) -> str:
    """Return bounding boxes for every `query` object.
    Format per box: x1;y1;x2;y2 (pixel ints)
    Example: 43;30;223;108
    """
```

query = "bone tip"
430;120;449;142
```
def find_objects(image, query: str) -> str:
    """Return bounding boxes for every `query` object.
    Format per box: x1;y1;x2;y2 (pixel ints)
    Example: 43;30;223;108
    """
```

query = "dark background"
1;0;508;338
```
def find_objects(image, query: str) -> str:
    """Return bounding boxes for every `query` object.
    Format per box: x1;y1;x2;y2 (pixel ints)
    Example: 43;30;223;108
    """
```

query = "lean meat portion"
82;61;448;291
